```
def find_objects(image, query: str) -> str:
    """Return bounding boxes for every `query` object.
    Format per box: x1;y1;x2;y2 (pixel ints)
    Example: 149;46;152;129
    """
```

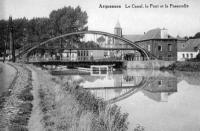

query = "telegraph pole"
8;16;15;62
3;40;6;63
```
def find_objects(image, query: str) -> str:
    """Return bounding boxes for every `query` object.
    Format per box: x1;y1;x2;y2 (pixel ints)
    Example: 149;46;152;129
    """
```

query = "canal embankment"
29;65;129;131
0;62;33;131
160;61;200;71
126;60;175;69
0;63;134;131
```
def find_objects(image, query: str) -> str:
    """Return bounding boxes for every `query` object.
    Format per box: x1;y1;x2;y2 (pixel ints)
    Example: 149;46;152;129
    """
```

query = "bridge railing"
27;56;125;62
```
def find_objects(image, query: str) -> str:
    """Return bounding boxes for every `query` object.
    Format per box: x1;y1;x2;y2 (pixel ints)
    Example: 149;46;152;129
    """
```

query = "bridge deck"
35;47;138;50
84;86;138;90
27;60;124;67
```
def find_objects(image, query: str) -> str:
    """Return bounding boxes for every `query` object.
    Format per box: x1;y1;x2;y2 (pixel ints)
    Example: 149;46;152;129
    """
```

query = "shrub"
160;61;200;71
63;81;129;131
8;126;28;131
17;87;33;101
91;105;129;131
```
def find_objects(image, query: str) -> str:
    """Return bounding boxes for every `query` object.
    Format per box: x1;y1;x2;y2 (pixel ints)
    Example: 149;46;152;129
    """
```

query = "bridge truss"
17;30;151;62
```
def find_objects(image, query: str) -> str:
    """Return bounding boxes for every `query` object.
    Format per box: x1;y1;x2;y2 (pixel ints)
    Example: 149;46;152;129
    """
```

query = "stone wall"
126;60;175;69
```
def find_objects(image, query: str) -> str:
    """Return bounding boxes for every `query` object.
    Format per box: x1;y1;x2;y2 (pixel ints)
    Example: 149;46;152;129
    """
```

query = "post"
3;40;6;62
8;16;15;62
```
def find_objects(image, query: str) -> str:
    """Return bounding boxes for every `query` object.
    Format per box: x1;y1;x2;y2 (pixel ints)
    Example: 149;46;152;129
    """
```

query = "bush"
91;105;129;131
160;61;200;71
8;126;28;131
11;102;33;125
17;87;33;101
64;83;105;114
18;102;33;116
0;91;11;109
63;82;129;131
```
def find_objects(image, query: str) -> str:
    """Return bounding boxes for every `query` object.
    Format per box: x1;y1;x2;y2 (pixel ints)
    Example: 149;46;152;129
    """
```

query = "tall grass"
63;80;129;131
38;76;129;131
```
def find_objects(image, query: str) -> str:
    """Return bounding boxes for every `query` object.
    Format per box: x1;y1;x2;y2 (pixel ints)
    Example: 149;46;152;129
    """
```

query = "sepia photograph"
0;0;200;131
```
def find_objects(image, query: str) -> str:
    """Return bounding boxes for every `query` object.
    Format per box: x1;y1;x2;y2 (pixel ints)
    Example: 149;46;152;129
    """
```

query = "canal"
50;67;200;131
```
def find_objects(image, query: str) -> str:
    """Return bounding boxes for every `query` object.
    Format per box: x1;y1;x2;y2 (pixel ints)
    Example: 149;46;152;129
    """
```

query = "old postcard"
0;0;200;131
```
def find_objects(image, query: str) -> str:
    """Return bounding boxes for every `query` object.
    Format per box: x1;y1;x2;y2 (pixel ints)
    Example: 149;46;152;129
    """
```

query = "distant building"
177;38;200;61
114;20;122;37
114;22;142;60
62;50;77;61
115;21;178;61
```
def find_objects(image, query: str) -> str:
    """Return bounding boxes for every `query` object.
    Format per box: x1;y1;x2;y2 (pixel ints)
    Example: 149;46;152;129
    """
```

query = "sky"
0;0;200;37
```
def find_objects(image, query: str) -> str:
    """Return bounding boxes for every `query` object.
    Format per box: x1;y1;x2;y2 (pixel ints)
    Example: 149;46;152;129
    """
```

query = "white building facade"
177;51;199;61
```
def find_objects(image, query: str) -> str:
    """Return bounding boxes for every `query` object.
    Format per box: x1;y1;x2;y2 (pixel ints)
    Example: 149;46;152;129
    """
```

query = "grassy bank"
34;67;129;131
0;63;33;131
160;61;200;72
63;80;129;131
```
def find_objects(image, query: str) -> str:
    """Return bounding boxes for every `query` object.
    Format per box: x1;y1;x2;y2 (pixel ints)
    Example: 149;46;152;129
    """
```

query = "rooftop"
178;38;200;52
115;20;121;29
123;28;174;42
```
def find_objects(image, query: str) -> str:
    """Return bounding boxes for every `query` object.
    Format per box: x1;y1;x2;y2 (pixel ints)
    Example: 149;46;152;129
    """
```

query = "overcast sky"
1;0;200;37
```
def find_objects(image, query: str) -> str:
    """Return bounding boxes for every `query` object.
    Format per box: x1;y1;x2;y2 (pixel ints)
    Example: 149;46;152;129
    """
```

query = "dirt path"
27;66;44;131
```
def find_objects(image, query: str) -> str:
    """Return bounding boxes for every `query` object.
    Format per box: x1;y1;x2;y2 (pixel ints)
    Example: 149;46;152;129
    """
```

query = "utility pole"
8;16;15;62
3;40;6;63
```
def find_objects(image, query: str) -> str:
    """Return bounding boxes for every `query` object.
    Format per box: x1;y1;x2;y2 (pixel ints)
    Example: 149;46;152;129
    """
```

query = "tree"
49;6;88;45
196;53;200;60
27;17;51;43
50;6;88;35
0;20;8;54
193;32;200;39
13;17;29;49
0;6;88;52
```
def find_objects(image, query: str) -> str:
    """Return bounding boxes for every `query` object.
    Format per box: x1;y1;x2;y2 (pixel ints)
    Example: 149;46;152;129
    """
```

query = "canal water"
53;68;200;131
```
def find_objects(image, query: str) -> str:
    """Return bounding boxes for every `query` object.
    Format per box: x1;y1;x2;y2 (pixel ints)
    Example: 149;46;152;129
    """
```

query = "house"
114;21;177;61
129;28;177;61
177;38;200;61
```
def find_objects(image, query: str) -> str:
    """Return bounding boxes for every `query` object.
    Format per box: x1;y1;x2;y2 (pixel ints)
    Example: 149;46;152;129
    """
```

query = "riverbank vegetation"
160;61;200;71
160;54;200;72
35;67;129;131
63;79;129;131
0;6;88;54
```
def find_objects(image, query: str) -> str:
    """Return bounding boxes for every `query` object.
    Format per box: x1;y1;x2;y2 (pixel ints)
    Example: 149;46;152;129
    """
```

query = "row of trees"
0;6;88;56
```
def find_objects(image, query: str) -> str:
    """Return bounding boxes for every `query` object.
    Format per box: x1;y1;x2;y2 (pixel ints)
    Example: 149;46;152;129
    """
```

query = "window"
158;45;162;51
186;54;189;58
83;51;85;56
158;80;163;86
191;53;193;58
148;44;151;51
86;51;89;56
168;55;172;60
182;54;185;58
168;44;172;51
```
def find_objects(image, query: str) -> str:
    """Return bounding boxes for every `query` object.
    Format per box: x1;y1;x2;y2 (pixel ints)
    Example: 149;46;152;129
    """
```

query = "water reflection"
55;69;178;103
53;68;200;131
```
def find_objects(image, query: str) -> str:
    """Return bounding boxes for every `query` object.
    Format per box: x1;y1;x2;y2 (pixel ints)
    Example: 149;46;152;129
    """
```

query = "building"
135;38;177;61
62;50;77;61
115;21;178;61
177;38;200;61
